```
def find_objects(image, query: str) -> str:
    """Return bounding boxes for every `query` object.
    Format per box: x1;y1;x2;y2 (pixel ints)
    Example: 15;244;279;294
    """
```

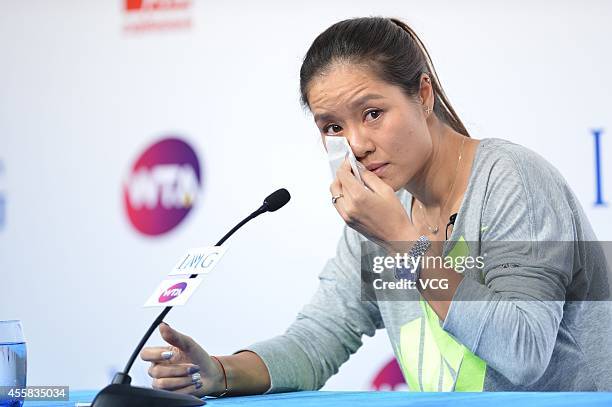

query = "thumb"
159;322;192;352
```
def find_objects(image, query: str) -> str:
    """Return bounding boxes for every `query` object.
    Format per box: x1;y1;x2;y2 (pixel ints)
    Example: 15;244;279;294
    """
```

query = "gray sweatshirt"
240;138;612;391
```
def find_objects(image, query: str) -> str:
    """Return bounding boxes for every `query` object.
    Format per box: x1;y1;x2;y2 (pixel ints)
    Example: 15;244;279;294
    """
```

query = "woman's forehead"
308;64;389;113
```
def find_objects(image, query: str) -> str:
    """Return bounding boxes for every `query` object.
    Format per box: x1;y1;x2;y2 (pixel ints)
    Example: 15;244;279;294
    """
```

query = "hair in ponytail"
299;17;470;137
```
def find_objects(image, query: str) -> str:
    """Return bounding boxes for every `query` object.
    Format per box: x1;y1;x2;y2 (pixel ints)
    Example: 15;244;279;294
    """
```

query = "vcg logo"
159;282;188;303
124;137;202;236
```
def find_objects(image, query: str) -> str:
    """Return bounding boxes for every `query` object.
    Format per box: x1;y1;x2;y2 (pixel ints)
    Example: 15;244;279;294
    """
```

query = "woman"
140;17;612;394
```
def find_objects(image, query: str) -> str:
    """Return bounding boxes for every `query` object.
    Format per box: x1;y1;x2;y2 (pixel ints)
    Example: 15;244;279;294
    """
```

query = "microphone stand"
91;203;274;406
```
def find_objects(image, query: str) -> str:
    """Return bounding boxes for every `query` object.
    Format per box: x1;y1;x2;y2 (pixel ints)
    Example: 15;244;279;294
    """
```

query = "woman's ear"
418;73;434;111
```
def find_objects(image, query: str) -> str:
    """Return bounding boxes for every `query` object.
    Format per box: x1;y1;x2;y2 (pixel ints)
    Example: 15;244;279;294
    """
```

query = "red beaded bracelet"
210;356;229;397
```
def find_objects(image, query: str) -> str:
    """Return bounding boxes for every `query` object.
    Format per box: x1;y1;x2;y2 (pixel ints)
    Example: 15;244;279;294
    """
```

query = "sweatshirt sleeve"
236;224;384;393
442;150;575;386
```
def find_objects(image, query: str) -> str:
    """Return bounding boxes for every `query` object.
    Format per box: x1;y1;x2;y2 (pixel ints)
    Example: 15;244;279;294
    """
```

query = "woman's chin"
384;178;402;192
374;171;405;192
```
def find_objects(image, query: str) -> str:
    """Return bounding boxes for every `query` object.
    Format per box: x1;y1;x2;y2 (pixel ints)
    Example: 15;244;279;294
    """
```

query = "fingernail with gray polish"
161;351;173;360
188;366;200;374
191;372;202;383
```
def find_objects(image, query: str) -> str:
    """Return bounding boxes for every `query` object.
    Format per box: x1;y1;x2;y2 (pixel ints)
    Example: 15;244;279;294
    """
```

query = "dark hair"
299;17;470;137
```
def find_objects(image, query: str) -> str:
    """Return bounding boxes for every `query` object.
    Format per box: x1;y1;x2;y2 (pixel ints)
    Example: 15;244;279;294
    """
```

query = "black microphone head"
263;188;291;212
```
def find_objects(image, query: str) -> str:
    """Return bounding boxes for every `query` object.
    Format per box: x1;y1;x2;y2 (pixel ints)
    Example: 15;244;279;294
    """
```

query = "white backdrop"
0;0;610;391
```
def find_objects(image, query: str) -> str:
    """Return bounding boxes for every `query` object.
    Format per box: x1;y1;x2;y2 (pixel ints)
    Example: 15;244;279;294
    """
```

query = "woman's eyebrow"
314;112;335;124
314;93;386;124
348;93;386;109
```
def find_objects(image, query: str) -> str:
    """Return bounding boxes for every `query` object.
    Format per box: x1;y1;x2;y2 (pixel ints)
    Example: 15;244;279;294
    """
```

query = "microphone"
91;188;291;407
261;188;291;212
216;188;290;247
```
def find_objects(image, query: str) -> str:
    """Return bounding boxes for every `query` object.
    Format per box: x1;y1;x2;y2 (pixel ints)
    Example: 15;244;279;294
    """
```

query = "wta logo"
124;137;202;236
158;282;188;303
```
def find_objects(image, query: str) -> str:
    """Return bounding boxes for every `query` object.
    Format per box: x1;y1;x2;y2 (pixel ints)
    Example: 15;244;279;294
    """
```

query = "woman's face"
307;63;433;192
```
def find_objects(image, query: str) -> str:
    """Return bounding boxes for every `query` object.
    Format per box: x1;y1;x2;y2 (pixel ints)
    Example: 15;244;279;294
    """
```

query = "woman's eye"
365;109;382;121
324;124;342;135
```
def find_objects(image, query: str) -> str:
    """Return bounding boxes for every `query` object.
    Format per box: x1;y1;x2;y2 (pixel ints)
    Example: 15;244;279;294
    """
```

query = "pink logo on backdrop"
159;282;188;302
371;358;406;390
124;137;202;236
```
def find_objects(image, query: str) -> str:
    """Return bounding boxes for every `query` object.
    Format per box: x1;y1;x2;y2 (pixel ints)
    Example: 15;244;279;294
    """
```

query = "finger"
167;381;205;396
148;363;200;379
331;163;356;223
338;157;366;189
329;172;343;201
336;157;370;198
152;373;202;391
339;155;368;186
140;346;175;363
159;322;193;353
330;171;342;191
330;178;351;223
360;167;391;195
335;156;355;181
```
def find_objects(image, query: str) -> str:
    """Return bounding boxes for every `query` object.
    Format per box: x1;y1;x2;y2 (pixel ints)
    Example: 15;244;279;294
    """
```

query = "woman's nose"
346;128;375;158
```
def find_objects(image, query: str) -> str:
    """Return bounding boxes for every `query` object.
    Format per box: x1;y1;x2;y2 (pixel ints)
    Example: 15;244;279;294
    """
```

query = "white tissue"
325;136;364;185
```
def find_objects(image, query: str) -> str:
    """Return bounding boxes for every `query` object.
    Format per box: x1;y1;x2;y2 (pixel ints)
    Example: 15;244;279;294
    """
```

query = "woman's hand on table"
140;322;225;397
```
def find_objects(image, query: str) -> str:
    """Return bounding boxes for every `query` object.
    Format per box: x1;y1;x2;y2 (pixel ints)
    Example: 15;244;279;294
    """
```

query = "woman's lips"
371;163;388;176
